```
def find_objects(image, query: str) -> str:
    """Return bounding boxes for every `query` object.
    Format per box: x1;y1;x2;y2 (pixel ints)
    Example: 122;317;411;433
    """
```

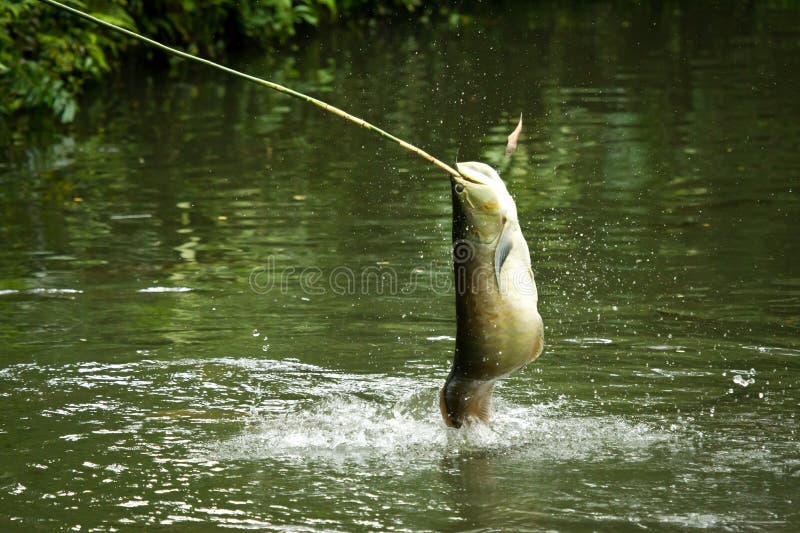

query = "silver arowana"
40;0;543;430
440;162;544;428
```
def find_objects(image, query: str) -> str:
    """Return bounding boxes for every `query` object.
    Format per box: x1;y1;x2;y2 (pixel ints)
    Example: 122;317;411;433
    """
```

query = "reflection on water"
1;1;800;530
0;353;794;530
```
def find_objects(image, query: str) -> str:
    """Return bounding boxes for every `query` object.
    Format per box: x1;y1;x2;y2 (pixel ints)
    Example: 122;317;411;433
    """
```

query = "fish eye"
454;183;465;193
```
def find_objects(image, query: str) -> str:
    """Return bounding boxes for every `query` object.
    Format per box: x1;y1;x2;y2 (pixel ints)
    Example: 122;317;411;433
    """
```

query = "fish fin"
465;383;495;425
505;113;522;157
494;221;514;289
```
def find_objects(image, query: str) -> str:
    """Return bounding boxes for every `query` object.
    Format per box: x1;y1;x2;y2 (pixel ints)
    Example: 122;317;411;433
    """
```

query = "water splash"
210;383;669;465
731;368;756;388
0;355;671;470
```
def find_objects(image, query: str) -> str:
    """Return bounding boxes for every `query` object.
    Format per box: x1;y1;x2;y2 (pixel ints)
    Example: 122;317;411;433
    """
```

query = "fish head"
452;162;517;243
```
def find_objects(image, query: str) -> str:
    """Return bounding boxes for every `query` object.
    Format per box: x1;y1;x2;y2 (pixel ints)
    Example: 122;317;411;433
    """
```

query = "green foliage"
0;0;439;126
0;0;129;122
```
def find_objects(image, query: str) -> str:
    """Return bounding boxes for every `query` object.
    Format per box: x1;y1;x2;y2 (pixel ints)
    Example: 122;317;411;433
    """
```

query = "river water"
1;2;799;530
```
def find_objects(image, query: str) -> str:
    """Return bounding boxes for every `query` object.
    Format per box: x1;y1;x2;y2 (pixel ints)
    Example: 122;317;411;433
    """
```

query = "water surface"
1;2;799;530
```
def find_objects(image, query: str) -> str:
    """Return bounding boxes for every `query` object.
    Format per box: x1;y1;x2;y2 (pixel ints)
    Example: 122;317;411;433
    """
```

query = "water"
2;1;799;530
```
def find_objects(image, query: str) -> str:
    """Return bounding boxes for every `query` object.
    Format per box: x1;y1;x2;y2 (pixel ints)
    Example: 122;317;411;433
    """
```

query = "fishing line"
38;0;461;178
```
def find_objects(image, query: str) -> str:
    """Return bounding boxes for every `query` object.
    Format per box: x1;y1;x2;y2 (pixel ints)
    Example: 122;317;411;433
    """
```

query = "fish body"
440;162;543;428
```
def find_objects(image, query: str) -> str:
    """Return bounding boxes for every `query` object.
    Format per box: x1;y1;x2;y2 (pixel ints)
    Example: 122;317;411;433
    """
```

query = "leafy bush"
1;1;131;122
0;0;433;124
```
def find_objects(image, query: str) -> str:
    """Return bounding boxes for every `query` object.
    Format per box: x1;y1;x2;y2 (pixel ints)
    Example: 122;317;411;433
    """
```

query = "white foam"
7;288;84;295
33;288;83;294
138;287;193;293
564;337;613;345
210;386;668;465
0;288;83;296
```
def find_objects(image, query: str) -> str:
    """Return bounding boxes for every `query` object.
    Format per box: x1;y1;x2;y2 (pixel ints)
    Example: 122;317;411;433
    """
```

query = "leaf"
505;113;522;157
62;101;76;122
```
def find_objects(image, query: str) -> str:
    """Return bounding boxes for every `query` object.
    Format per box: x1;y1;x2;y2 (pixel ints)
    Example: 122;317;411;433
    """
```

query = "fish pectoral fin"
465;382;495;425
494;221;514;289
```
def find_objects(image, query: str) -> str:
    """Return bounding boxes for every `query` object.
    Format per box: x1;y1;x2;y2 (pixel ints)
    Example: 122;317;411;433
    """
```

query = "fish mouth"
455;162;492;185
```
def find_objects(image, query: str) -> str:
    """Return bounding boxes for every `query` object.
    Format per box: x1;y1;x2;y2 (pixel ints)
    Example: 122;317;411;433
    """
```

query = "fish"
440;161;544;428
